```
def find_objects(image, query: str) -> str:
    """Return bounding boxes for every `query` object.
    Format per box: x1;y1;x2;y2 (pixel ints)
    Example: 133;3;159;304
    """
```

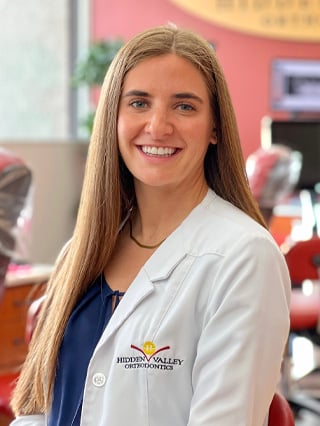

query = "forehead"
122;54;209;95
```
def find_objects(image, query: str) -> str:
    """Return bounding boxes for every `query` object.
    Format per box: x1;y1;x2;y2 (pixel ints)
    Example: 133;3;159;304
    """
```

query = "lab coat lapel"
94;190;213;351
94;237;186;351
94;268;154;351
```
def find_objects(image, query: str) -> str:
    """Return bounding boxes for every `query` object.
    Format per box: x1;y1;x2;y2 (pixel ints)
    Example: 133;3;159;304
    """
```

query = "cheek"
117;115;126;140
117;114;138;144
117;118;131;156
190;121;213;148
117;122;127;161
117;122;138;172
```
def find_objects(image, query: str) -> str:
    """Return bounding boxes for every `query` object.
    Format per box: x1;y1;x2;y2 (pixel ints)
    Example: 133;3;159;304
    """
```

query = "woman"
10;25;291;425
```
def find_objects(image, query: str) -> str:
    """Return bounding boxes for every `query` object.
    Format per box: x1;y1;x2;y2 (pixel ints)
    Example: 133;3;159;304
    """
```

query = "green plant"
72;39;123;134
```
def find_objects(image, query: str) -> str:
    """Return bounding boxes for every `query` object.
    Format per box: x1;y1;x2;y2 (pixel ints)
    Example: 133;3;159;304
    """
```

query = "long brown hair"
11;24;265;415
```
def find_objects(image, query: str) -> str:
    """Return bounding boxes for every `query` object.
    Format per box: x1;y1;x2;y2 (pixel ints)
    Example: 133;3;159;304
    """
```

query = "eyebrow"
123;90;149;97
173;92;203;103
123;90;204;103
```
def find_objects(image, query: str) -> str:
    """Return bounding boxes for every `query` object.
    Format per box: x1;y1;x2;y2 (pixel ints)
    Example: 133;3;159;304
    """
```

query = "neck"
129;219;165;249
134;182;209;223
129;185;209;248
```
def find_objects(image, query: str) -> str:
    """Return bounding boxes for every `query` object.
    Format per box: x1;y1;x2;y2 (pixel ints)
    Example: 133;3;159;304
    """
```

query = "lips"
141;146;177;156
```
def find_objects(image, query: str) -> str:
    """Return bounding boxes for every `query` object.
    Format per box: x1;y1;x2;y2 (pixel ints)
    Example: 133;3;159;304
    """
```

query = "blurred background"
0;1;320;424
0;0;319;264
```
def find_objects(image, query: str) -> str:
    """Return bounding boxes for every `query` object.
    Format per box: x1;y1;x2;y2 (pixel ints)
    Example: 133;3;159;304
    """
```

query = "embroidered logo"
131;341;170;361
116;341;184;371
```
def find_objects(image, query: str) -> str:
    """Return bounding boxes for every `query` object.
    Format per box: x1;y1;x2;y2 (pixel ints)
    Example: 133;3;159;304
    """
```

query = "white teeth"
141;146;176;156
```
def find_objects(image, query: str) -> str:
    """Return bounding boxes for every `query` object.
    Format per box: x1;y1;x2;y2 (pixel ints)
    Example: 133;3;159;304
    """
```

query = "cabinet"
0;265;52;425
0;265;52;374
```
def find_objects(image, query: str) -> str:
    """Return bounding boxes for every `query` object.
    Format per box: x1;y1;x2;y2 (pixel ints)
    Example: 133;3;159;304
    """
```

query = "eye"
130;99;148;109
176;103;195;111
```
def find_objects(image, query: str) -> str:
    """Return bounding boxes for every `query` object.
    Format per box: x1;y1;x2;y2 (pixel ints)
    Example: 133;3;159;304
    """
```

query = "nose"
144;108;173;139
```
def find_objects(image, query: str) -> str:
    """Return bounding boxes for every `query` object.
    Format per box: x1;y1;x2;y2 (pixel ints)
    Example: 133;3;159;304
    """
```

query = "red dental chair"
284;237;320;417
268;392;295;425
246;144;302;226
286;238;320;335
0;148;32;301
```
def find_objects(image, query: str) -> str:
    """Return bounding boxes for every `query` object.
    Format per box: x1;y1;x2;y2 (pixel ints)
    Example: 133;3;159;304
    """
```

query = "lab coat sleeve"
188;235;291;426
10;415;45;426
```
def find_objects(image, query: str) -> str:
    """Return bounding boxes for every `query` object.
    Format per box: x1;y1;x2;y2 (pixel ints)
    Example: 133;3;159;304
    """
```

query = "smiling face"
117;53;216;195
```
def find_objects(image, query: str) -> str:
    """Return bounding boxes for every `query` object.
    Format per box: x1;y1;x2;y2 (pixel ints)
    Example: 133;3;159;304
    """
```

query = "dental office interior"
0;1;320;425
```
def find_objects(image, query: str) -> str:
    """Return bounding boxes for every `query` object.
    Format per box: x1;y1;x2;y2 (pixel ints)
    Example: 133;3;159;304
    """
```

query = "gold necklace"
129;220;166;249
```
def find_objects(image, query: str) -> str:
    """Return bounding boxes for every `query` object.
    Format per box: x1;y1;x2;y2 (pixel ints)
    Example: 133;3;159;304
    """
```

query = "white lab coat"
11;189;291;426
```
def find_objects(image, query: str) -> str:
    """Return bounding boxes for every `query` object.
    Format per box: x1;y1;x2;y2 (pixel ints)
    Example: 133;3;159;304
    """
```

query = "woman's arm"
10;414;46;426
188;235;290;425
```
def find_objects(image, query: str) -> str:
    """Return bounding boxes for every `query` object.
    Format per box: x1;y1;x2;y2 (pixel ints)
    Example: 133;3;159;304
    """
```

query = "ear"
210;128;218;145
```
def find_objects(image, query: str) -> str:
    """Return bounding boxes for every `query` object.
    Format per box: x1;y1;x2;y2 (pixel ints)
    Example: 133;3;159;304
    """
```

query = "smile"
141;146;177;157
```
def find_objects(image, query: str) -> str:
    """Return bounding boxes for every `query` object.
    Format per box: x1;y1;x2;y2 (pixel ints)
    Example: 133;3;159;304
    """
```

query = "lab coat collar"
143;188;215;282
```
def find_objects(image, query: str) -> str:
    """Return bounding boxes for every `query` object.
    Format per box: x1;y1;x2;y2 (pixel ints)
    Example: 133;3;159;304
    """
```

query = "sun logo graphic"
131;341;170;362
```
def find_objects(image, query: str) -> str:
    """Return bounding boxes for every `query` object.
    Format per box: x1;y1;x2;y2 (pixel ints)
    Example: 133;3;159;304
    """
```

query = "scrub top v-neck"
48;273;124;426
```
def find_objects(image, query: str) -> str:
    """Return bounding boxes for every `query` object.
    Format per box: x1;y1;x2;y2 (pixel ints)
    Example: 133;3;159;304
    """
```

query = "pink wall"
91;0;320;158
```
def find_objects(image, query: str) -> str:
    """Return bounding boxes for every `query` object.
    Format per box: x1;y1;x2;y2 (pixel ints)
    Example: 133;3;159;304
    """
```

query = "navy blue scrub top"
49;273;124;426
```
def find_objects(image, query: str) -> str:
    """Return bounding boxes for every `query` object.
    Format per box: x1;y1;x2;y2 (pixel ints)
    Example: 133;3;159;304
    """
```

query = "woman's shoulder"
9;415;45;426
182;189;277;255
193;189;269;235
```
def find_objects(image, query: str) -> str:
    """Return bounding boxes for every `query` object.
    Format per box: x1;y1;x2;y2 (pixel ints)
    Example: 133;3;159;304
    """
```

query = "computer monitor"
261;117;320;190
270;58;320;113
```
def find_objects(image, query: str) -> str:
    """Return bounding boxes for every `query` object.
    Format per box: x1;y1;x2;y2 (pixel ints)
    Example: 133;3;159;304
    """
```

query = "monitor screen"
261;117;320;190
270;58;320;113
